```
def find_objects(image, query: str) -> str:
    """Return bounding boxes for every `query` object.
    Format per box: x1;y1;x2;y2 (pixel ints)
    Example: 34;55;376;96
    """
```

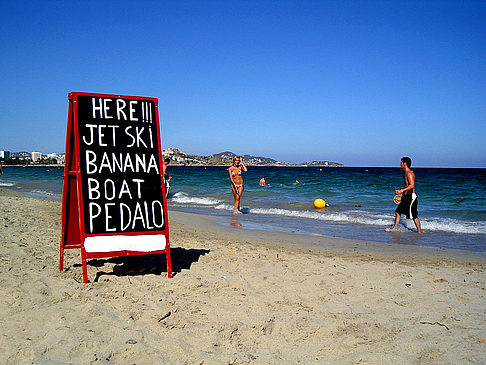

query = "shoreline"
9;186;484;263
168;209;486;264
3;185;486;258
1;164;64;167
3;178;486;257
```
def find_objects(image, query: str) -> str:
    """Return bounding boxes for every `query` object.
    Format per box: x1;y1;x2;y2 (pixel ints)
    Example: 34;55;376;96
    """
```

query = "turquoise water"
0;166;64;197
1;165;485;255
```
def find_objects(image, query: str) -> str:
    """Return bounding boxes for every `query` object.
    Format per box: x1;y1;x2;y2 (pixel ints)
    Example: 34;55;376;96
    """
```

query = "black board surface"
76;95;165;234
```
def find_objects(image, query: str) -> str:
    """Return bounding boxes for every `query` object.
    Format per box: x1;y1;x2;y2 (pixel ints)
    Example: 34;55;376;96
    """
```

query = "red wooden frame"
59;92;172;283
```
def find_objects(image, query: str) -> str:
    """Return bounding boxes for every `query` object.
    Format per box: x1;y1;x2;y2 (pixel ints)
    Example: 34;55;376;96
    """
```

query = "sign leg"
59;247;64;271
82;256;88;283
166;252;172;278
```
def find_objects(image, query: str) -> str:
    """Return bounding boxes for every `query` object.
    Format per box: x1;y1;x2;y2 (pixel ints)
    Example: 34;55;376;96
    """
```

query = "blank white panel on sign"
84;234;166;253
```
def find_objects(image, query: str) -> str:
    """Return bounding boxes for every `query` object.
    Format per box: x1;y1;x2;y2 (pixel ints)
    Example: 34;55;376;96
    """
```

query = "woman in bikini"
228;156;247;212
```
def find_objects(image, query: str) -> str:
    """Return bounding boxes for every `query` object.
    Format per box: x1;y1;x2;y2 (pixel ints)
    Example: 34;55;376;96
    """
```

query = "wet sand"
1;189;485;364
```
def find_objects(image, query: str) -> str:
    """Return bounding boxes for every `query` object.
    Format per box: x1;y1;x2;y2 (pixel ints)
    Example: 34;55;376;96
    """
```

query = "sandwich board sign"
60;92;172;283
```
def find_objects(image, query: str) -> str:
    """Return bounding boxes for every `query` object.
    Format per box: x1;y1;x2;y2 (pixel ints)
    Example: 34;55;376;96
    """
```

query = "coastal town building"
47;153;65;164
11;152;31;160
0;150;10;160
163;148;187;156
162;148;190;164
31;152;43;162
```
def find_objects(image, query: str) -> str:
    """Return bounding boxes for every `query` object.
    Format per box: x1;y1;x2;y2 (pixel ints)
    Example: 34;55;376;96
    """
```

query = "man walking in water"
386;157;422;233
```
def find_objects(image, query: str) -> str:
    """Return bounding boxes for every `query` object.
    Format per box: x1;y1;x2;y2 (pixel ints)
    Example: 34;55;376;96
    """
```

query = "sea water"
0;166;64;198
1;165;485;256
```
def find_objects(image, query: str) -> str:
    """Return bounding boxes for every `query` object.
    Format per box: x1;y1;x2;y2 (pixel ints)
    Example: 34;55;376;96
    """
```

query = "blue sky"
0;1;484;167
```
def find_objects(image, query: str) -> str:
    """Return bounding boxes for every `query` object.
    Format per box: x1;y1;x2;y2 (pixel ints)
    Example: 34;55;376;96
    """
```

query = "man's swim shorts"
395;192;418;219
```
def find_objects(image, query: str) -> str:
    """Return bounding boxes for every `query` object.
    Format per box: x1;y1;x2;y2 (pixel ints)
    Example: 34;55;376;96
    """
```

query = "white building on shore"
0;150;10;160
47;152;65;164
31;151;42;162
163;148;187;156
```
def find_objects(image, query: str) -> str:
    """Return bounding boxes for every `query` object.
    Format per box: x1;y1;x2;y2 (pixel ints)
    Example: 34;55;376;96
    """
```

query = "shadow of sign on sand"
74;247;210;282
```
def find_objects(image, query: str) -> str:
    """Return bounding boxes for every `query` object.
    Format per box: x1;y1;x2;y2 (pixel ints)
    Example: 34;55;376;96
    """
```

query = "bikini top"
231;168;242;177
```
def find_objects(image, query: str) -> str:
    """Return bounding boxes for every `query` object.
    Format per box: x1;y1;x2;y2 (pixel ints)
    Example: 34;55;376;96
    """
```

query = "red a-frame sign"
60;92;172;283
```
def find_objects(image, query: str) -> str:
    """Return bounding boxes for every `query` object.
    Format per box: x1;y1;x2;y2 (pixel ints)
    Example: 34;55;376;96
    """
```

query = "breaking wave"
171;192;222;206
169;191;486;235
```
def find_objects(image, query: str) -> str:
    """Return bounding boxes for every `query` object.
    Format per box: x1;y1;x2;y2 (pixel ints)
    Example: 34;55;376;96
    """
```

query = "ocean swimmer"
0;160;3;175
228;156;247;212
386;156;422;234
162;158;172;198
259;176;270;186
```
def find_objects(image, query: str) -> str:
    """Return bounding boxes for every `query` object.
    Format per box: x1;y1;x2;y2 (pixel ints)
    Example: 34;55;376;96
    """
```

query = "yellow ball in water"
314;199;326;209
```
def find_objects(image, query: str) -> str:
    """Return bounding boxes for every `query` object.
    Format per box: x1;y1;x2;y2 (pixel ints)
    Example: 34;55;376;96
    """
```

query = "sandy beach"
0;189;485;364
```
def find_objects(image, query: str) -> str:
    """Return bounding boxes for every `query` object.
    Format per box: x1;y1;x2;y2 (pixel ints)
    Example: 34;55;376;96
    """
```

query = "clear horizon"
0;1;484;168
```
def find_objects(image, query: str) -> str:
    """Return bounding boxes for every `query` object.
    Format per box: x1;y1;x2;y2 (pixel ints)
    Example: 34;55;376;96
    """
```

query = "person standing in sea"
259;176;270;186
162;158;172;198
0;160;3;175
228;156;247;212
386;156;422;233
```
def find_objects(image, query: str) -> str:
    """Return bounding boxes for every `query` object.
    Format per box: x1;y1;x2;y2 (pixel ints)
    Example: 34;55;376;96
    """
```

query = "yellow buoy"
314;198;326;209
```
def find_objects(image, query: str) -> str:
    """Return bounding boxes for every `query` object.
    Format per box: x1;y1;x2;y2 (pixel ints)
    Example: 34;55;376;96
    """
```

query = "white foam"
420;218;486;234
251;207;391;226
169;192;486;235
239;207;486;234
30;189;55;196
171;192;221;206
0;182;15;187
215;203;235;210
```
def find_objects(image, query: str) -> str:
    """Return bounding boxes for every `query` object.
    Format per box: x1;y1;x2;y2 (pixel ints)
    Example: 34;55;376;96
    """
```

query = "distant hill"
211;152;278;165
211;151;235;159
162;148;344;167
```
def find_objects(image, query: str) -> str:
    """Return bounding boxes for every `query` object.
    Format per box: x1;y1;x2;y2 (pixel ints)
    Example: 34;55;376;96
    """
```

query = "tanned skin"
228;156;247;211
386;158;422;234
